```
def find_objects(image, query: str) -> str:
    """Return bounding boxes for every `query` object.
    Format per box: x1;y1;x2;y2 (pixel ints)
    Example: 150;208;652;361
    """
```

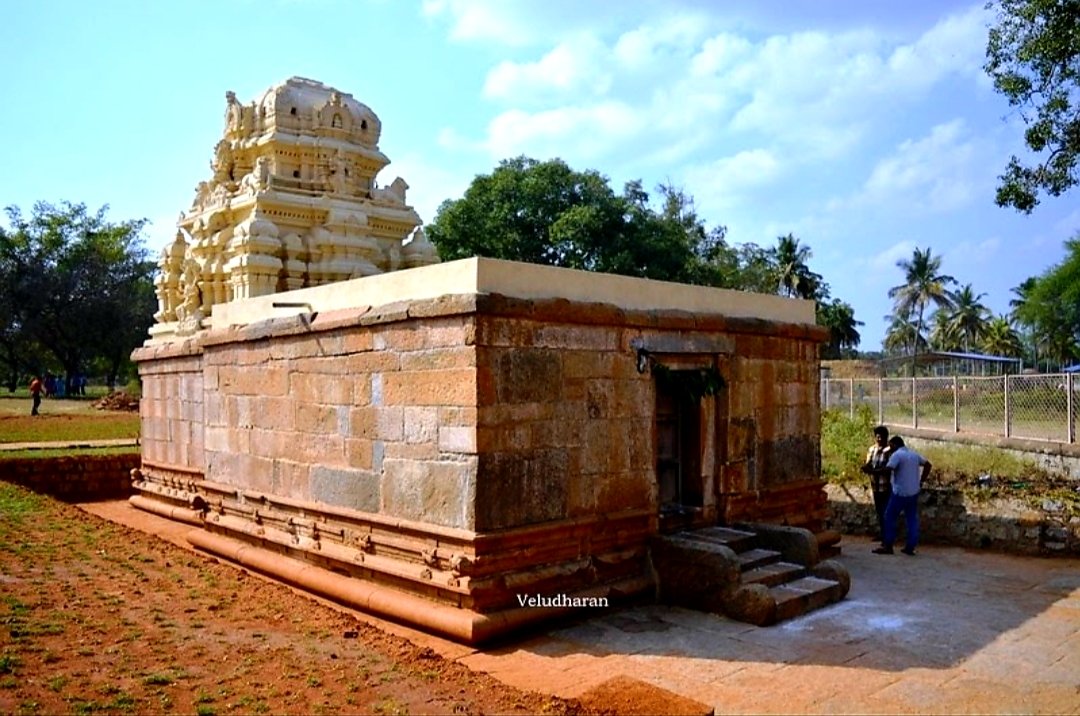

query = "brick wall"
0;454;138;502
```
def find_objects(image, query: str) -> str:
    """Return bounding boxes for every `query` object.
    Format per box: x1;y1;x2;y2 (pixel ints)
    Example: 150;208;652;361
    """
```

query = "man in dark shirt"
861;425;891;544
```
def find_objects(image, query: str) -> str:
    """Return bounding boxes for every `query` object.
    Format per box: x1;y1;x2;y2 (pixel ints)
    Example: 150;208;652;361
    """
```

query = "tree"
884;315;927;357
429;156;861;348
427;157;698;282
948;284;991;351
929;310;962;352
985;0;1080;212
887;247;957;375
1013;235;1080;368
773;233;822;300
0;202;156;389
981;315;1025;358
817;299;863;359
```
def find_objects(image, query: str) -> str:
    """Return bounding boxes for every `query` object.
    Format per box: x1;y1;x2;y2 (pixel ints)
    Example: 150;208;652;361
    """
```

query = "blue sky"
2;0;1076;350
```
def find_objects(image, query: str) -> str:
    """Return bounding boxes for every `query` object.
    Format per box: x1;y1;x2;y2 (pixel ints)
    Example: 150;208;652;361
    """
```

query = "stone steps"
736;548;783;571
772;576;846;622
815;529;843;558
741;561;806;587
651;524;850;627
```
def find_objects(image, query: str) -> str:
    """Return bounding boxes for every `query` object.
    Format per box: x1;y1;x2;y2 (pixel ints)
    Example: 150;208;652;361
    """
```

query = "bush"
821;407;875;484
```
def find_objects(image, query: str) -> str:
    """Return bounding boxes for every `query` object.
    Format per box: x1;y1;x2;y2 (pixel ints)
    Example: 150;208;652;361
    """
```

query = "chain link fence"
822;374;1078;444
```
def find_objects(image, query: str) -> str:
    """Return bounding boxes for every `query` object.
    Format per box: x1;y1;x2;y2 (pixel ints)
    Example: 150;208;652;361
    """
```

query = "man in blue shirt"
873;436;932;556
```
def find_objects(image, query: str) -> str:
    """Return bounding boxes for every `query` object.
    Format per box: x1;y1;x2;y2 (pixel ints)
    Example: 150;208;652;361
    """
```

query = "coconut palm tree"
948;284;990;351
981;316;1024;359
1009;277;1042;368
884;314;926;356
929;310;962;352
817;299;862;358
773;233;822;300
887;247;957;375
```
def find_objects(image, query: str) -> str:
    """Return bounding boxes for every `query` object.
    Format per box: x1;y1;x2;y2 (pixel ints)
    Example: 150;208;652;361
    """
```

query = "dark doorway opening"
656;370;703;531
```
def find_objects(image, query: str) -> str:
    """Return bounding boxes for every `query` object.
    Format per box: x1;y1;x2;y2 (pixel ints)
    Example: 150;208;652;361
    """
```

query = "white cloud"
946;237;1002;266
483;36;612;101
421;0;528;44
613;14;711;71
421;0;624;46
428;2;999;236
858;119;980;213
689;32;753;77
867;239;919;274
484;102;643;160
684;149;783;212
1052;208;1080;239
886;4;989;90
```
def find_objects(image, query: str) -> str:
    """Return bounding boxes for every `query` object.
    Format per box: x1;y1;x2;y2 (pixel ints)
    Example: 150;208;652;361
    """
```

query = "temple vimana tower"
151;76;439;339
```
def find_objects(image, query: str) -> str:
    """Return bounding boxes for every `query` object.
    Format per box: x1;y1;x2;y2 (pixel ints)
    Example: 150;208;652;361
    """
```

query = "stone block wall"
1;454;139;502
721;330;826;529
137;340;204;472
474;312;653;530
137;303;481;530
826;483;1080;556
131;289;828;629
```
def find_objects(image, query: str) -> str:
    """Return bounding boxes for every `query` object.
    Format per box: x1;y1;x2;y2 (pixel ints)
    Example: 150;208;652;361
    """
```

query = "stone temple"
132;78;848;644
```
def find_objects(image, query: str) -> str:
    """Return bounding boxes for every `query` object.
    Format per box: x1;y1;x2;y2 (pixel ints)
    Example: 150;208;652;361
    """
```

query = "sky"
2;0;1076;350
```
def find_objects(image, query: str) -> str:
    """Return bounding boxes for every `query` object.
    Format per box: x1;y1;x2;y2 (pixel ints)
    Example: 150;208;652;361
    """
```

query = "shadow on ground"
491;534;1080;673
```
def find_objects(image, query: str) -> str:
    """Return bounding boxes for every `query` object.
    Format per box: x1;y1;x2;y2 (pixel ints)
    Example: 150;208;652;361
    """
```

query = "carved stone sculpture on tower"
149;77;438;342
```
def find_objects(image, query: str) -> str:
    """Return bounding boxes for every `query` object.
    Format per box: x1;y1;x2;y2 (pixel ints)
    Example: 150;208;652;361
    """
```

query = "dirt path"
0;483;592;715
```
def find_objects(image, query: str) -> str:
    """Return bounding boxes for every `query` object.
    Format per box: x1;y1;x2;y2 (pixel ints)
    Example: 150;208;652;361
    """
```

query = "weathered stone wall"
826;483;1080;556
723;332;826;529
137;303;480;530
901;432;1080;481
138;341;204;472
474;312;652;530
471;297;828;532
0;454;139;502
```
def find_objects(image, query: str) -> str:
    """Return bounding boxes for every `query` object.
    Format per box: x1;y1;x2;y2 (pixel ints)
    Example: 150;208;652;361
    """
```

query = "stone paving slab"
80;501;1080;714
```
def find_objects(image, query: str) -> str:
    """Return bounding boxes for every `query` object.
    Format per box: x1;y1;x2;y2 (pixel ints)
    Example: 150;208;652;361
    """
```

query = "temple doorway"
655;370;704;531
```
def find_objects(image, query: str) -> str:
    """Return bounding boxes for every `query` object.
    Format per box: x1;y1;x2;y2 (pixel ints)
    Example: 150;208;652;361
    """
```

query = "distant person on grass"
29;375;43;416
874;436;932;556
860;425;892;543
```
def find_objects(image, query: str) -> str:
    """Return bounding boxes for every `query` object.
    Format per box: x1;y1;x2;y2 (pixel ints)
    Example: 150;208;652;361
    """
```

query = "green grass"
0;395;139;444
821;408;1070;498
0;447;138;460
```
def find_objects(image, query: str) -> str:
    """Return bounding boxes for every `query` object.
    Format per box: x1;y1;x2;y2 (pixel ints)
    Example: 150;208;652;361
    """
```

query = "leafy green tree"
817;299;863;359
428;157;697;282
985;0;1080;212
981;315;1025;358
887;247;957;374
0;202;156;389
429;156;860;353
1013;235;1080;368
